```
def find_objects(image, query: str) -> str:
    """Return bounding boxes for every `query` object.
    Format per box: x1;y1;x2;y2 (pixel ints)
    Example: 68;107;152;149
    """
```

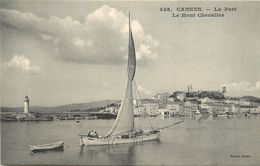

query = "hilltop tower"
222;86;227;98
222;86;226;94
24;96;30;113
188;85;193;93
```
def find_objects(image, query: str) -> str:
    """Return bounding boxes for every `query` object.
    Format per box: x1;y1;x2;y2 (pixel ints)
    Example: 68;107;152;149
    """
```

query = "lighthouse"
24;96;30;114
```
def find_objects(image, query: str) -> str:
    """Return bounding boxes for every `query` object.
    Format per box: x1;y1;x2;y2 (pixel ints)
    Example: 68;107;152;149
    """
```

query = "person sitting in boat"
149;129;159;134
121;133;130;139
134;129;143;135
87;131;98;138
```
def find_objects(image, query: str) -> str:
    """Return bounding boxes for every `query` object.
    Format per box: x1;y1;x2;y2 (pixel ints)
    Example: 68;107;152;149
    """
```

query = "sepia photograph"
1;1;260;165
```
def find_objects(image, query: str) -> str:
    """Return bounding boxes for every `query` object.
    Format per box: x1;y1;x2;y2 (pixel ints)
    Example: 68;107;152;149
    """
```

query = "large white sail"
106;14;136;137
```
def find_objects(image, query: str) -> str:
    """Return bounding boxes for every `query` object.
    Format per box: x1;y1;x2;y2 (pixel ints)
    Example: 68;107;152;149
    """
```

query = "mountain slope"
1;100;118;113
241;96;260;103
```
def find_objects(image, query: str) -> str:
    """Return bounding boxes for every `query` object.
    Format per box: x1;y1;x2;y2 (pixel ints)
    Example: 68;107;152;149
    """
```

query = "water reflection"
79;139;161;165
79;145;84;157
174;114;260;121
2;115;260;165
30;148;64;155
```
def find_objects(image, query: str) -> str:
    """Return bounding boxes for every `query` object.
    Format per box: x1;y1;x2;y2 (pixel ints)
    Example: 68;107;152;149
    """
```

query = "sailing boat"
79;13;161;146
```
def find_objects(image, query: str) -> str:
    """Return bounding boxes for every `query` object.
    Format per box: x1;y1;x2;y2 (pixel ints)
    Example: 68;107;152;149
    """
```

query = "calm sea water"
1;116;260;165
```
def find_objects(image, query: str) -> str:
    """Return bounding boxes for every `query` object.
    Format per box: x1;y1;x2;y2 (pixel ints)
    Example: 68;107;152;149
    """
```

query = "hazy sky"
1;1;260;107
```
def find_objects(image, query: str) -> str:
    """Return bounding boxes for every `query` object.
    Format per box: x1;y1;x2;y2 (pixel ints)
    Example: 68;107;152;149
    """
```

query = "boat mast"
129;12;131;41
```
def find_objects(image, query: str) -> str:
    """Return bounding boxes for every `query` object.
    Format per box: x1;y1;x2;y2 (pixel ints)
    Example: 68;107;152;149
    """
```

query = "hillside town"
104;85;260;117
2;86;260;121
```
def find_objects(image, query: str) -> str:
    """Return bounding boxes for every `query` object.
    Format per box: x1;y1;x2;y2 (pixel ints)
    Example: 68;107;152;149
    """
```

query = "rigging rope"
133;79;154;130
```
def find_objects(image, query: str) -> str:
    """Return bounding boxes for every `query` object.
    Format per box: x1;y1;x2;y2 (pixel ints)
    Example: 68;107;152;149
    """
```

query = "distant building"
105;102;120;113
158;108;169;116
167;97;175;102
133;99;142;106
224;98;240;105
240;105;258;114
239;99;251;106
170;91;186;102
200;97;213;104
166;103;181;115
153;93;171;103
251;106;260;114
134;106;145;116
105;106;117;113
182;101;194;115
231;104;240;114
142;102;159;116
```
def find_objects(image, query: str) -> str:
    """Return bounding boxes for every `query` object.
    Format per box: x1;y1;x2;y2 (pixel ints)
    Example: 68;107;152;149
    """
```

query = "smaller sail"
127;20;136;81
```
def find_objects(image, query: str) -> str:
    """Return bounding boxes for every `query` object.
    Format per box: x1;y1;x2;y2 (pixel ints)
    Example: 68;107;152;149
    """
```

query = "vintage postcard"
1;1;259;165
